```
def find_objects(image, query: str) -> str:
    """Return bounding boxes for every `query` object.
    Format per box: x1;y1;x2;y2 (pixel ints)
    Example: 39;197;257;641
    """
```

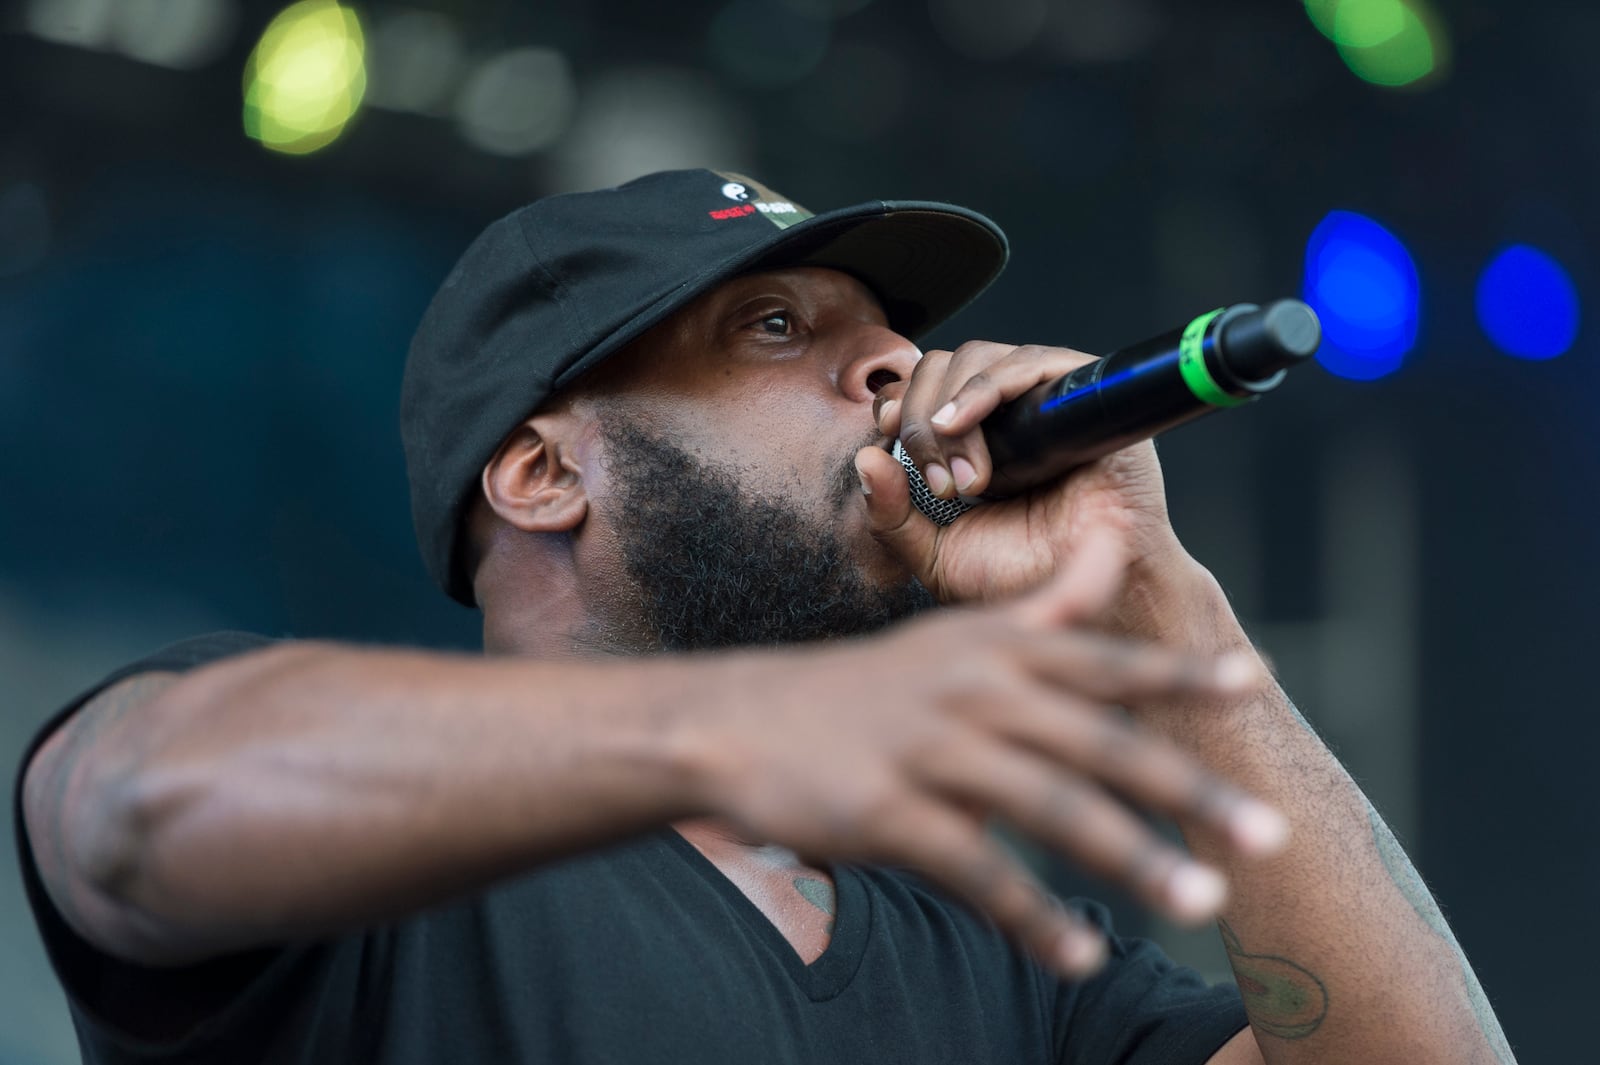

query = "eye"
755;311;792;335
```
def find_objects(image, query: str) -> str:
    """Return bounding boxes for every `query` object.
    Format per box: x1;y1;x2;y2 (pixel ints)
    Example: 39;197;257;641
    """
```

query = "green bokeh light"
1333;0;1407;48
1303;0;1338;39
1338;5;1437;87
1303;0;1446;89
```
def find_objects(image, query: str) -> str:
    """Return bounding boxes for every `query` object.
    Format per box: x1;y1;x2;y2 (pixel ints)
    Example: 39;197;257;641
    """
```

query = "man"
15;170;1513;1064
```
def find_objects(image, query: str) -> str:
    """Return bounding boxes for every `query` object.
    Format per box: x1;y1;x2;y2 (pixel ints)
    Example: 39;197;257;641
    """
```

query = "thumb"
1011;521;1130;629
854;445;942;591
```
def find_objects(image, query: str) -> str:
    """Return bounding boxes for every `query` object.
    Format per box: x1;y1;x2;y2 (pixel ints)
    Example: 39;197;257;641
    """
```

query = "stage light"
24;0;115;49
552;67;751;193
1476;245;1580;361
1330;0;1407;48
1337;4;1440;87
454;48;576;157
928;0;1048;60
112;0;237;70
243;0;367;156
1301;0;1447;89
1303;210;1420;381
1303;0;1338;39
365;9;464;114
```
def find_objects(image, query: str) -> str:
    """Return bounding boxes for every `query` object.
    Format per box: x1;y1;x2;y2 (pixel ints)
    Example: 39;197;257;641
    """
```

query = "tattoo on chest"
1218;919;1329;1040
792;876;835;933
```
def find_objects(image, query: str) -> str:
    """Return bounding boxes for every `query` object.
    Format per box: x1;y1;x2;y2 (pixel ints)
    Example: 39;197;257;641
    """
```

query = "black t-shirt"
15;633;1249;1065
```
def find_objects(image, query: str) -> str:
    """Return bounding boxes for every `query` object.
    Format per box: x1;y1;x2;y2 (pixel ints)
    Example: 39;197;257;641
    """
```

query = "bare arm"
1126;557;1516;1065
22;642;711;966
868;337;1516;1065
22;558;1275;975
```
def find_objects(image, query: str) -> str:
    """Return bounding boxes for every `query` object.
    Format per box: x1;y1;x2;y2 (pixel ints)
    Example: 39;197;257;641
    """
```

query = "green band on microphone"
1178;308;1249;408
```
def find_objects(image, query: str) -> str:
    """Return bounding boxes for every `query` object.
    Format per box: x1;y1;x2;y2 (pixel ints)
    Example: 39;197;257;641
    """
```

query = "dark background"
1;1;1581;1061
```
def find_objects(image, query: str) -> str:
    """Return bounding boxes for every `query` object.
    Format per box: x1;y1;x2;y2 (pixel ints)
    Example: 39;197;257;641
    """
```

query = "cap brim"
750;201;1009;340
552;200;1007;393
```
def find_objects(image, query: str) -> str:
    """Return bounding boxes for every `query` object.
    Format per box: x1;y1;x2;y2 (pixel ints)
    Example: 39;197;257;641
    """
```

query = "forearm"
27;642;713;964
1125;559;1515;1065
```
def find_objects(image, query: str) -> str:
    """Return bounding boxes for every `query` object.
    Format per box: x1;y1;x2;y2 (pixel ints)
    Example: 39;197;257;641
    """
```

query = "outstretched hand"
687;526;1287;979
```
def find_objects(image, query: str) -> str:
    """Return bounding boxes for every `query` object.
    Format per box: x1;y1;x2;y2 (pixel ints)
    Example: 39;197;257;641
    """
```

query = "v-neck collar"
662;828;871;1002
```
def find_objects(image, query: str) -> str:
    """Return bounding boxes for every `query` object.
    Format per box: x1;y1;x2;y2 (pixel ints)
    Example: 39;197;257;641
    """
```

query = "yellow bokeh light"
243;0;366;155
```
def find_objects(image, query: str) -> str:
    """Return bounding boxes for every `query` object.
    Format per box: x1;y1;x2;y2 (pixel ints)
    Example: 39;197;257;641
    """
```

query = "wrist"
595;654;738;823
1105;544;1252;655
652;648;798;821
1101;546;1273;738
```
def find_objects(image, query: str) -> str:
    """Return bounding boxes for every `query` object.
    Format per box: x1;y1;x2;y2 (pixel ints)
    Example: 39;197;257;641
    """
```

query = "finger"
933;346;1103;497
1014;627;1264;705
874;379;909;441
931;342;1018;495
916;740;1229;925
855;445;943;591
869;795;1109;977
930;345;1100;437
1012;523;1129;629
940;423;988;498
982;692;1289;858
896;346;968;499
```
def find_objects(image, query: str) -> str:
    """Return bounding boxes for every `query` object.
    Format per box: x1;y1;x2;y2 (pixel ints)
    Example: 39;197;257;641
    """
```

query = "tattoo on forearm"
1218;919;1329;1040
793;876;835;933
1367;804;1517;1064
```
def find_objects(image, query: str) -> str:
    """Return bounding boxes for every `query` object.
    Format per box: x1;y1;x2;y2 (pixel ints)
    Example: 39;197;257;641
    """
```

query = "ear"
480;419;588;534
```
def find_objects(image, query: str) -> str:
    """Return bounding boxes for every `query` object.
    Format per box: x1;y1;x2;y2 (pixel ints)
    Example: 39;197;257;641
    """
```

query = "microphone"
893;299;1322;525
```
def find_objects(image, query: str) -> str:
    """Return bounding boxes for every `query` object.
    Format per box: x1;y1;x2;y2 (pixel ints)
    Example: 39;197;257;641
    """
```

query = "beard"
594;420;934;652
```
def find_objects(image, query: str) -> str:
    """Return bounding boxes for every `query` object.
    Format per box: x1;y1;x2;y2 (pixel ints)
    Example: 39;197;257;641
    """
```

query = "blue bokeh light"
1475;244;1579;361
1302;210;1420;381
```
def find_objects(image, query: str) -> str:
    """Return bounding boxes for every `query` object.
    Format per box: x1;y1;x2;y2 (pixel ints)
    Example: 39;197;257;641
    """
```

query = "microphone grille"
891;441;975;527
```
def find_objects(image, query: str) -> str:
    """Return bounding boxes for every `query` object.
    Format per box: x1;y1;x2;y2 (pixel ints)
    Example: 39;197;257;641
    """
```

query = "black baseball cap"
401;168;1008;606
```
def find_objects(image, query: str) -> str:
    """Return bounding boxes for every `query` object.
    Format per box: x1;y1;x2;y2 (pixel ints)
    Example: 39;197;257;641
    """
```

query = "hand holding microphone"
888;300;1321;525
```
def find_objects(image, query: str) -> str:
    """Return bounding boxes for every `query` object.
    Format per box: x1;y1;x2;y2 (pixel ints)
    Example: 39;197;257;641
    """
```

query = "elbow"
29;740;225;964
69;648;304;909
22;652;308;965
74;762;172;908
78;763;262;966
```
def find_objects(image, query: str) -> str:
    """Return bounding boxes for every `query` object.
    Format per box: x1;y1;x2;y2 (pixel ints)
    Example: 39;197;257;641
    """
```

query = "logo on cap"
708;171;815;231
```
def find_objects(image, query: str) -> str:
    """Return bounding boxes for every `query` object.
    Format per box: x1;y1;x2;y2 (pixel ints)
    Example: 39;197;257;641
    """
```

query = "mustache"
833;426;887;508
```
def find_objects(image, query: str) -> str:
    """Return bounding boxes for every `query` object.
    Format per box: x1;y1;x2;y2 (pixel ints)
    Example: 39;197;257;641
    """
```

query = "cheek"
742;399;858;490
619;369;866;500
691;381;842;459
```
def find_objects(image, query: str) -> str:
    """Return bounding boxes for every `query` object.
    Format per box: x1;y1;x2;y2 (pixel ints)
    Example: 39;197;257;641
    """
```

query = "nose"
838;324;920;404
